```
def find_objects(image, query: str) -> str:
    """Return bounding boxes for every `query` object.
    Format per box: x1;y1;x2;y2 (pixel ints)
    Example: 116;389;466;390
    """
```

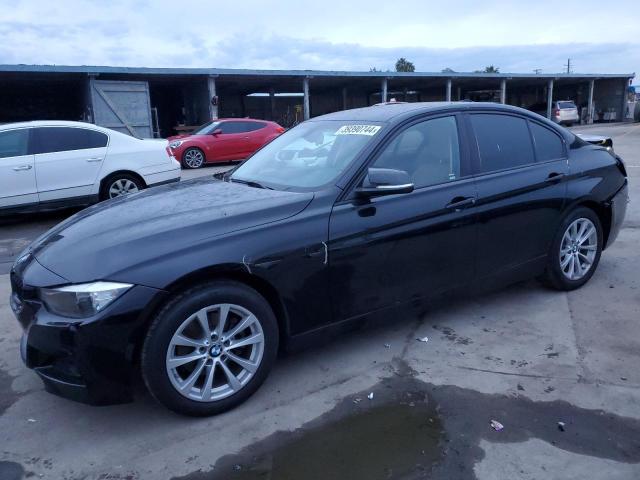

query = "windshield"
230;120;383;190
193;121;221;135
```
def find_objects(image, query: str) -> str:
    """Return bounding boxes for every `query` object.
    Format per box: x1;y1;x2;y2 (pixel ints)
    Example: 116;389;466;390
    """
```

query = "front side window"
470;114;535;173
219;122;250;134
0;129;29;158
373;116;461;188
230;120;383;190
33;127;108;154
530;122;565;162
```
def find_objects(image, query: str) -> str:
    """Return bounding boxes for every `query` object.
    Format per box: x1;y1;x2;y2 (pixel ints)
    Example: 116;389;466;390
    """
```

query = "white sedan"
0;120;181;214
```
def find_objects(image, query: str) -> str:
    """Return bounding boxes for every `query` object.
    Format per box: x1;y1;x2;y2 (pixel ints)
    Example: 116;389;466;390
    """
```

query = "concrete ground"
0;124;639;479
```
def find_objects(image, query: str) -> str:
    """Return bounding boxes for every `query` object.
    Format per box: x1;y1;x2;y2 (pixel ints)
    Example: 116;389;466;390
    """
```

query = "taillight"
553;108;560;117
276;126;285;133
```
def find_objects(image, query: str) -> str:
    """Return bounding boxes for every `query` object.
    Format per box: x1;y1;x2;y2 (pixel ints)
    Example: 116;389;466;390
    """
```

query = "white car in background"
0;121;181;214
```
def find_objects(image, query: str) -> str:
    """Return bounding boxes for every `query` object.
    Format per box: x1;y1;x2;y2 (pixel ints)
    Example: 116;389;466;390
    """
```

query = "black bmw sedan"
10;102;628;416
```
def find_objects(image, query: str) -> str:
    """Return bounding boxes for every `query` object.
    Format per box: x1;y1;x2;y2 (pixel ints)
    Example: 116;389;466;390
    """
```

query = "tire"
182;148;205;169
541;207;603;291
141;281;279;416
100;173;144;201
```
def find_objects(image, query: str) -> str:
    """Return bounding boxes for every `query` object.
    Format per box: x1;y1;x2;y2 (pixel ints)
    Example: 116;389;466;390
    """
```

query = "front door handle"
12;165;32;171
545;172;566;183
446;196;476;211
86;157;103;162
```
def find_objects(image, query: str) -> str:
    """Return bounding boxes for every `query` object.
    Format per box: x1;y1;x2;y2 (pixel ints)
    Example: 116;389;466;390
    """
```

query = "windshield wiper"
229;178;272;190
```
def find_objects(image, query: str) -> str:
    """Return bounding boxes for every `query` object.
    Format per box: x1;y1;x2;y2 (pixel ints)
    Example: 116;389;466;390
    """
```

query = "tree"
395;58;415;72
441;67;456;73
482;65;500;73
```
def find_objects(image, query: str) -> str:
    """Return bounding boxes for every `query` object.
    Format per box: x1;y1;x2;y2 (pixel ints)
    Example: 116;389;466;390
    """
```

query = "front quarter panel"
108;192;336;337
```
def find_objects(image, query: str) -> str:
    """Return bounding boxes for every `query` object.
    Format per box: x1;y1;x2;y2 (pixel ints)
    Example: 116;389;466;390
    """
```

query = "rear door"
467;112;569;279
328;114;478;321
0;128;37;208
33;127;109;201
244;121;270;153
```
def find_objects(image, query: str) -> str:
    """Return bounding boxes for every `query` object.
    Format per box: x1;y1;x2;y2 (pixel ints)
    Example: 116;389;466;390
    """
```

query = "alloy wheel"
559;218;598;280
108;178;139;198
184;149;204;168
166;303;265;402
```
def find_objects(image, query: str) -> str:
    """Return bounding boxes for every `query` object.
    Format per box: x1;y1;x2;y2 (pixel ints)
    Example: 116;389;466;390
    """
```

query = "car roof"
310;101;552;124
0;120;110;132
217;118;270;123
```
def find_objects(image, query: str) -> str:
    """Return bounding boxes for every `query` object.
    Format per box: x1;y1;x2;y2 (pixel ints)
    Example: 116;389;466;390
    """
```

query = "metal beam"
446;79;452;102
381;78;388;102
269;88;276;120
546;79;554;119
500;79;507;104
587;79;595;124
303;77;310;120
207;75;218;119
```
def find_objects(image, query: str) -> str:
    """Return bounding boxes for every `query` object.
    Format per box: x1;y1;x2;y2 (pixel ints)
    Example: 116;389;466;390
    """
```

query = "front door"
328;114;478;321
208;121;251;161
467;113;569;278
0;128;37;209
32;127;108;201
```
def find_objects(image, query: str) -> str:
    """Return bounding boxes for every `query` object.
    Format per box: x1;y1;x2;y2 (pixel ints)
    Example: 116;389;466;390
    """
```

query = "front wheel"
541;207;603;290
141;281;279;416
182;148;205;169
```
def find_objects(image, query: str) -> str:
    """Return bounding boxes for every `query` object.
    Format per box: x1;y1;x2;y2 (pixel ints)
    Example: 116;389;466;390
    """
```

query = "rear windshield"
558;101;577;109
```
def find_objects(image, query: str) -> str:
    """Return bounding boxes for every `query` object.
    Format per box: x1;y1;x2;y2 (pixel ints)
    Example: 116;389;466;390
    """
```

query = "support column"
457;86;462;101
446;78;452;102
303;77;310;121
207;75;218;119
546;79;554;119
500;78;507;104
381;78;388;103
342;86;348;110
587;79;595;124
269;88;276;121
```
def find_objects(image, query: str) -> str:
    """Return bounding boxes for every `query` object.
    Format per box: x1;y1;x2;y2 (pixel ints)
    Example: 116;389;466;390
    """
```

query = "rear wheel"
100;173;144;201
541;207;603;290
141;281;279;416
182;148;205;169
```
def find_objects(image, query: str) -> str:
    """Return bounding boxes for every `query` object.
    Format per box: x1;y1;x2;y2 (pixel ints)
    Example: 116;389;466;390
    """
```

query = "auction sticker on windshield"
335;125;381;136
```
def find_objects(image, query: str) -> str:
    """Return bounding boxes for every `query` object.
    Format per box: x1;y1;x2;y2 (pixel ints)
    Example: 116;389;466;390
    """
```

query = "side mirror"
355;167;414;197
212;128;223;136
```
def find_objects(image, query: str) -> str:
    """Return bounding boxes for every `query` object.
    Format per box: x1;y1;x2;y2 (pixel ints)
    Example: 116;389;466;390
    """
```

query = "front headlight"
39;281;133;319
169;140;184;148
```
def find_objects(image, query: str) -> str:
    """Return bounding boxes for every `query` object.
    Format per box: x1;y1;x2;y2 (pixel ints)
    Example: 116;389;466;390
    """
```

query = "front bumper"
11;257;167;405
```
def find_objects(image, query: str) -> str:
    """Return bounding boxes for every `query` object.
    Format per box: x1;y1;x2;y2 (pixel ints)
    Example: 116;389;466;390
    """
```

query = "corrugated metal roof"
0;64;634;79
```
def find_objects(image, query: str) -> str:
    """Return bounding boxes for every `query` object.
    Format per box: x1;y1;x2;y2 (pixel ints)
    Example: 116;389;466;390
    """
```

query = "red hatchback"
168;118;285;169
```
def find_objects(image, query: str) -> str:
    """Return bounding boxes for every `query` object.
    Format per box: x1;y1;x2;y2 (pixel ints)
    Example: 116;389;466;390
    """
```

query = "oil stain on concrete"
174;361;640;480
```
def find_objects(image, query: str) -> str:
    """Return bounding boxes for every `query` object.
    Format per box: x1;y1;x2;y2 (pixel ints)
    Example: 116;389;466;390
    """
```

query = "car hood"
29;178;314;283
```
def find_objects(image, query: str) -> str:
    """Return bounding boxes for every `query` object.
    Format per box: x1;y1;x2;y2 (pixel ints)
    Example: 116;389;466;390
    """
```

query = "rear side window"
557;101;576;109
470;114;535;173
244;122;267;132
529;122;565;161
0;129;29;158
33;127;108;154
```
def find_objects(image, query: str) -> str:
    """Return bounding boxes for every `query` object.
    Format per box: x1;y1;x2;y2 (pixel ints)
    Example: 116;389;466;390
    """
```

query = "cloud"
0;0;637;77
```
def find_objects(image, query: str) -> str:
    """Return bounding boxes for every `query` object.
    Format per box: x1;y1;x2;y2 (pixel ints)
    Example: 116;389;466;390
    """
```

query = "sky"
0;0;637;78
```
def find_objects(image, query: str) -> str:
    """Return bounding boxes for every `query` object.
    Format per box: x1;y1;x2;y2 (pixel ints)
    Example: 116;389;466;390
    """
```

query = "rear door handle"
545;172;566;183
86;157;103;162
12;165;32;171
446;196;476;211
